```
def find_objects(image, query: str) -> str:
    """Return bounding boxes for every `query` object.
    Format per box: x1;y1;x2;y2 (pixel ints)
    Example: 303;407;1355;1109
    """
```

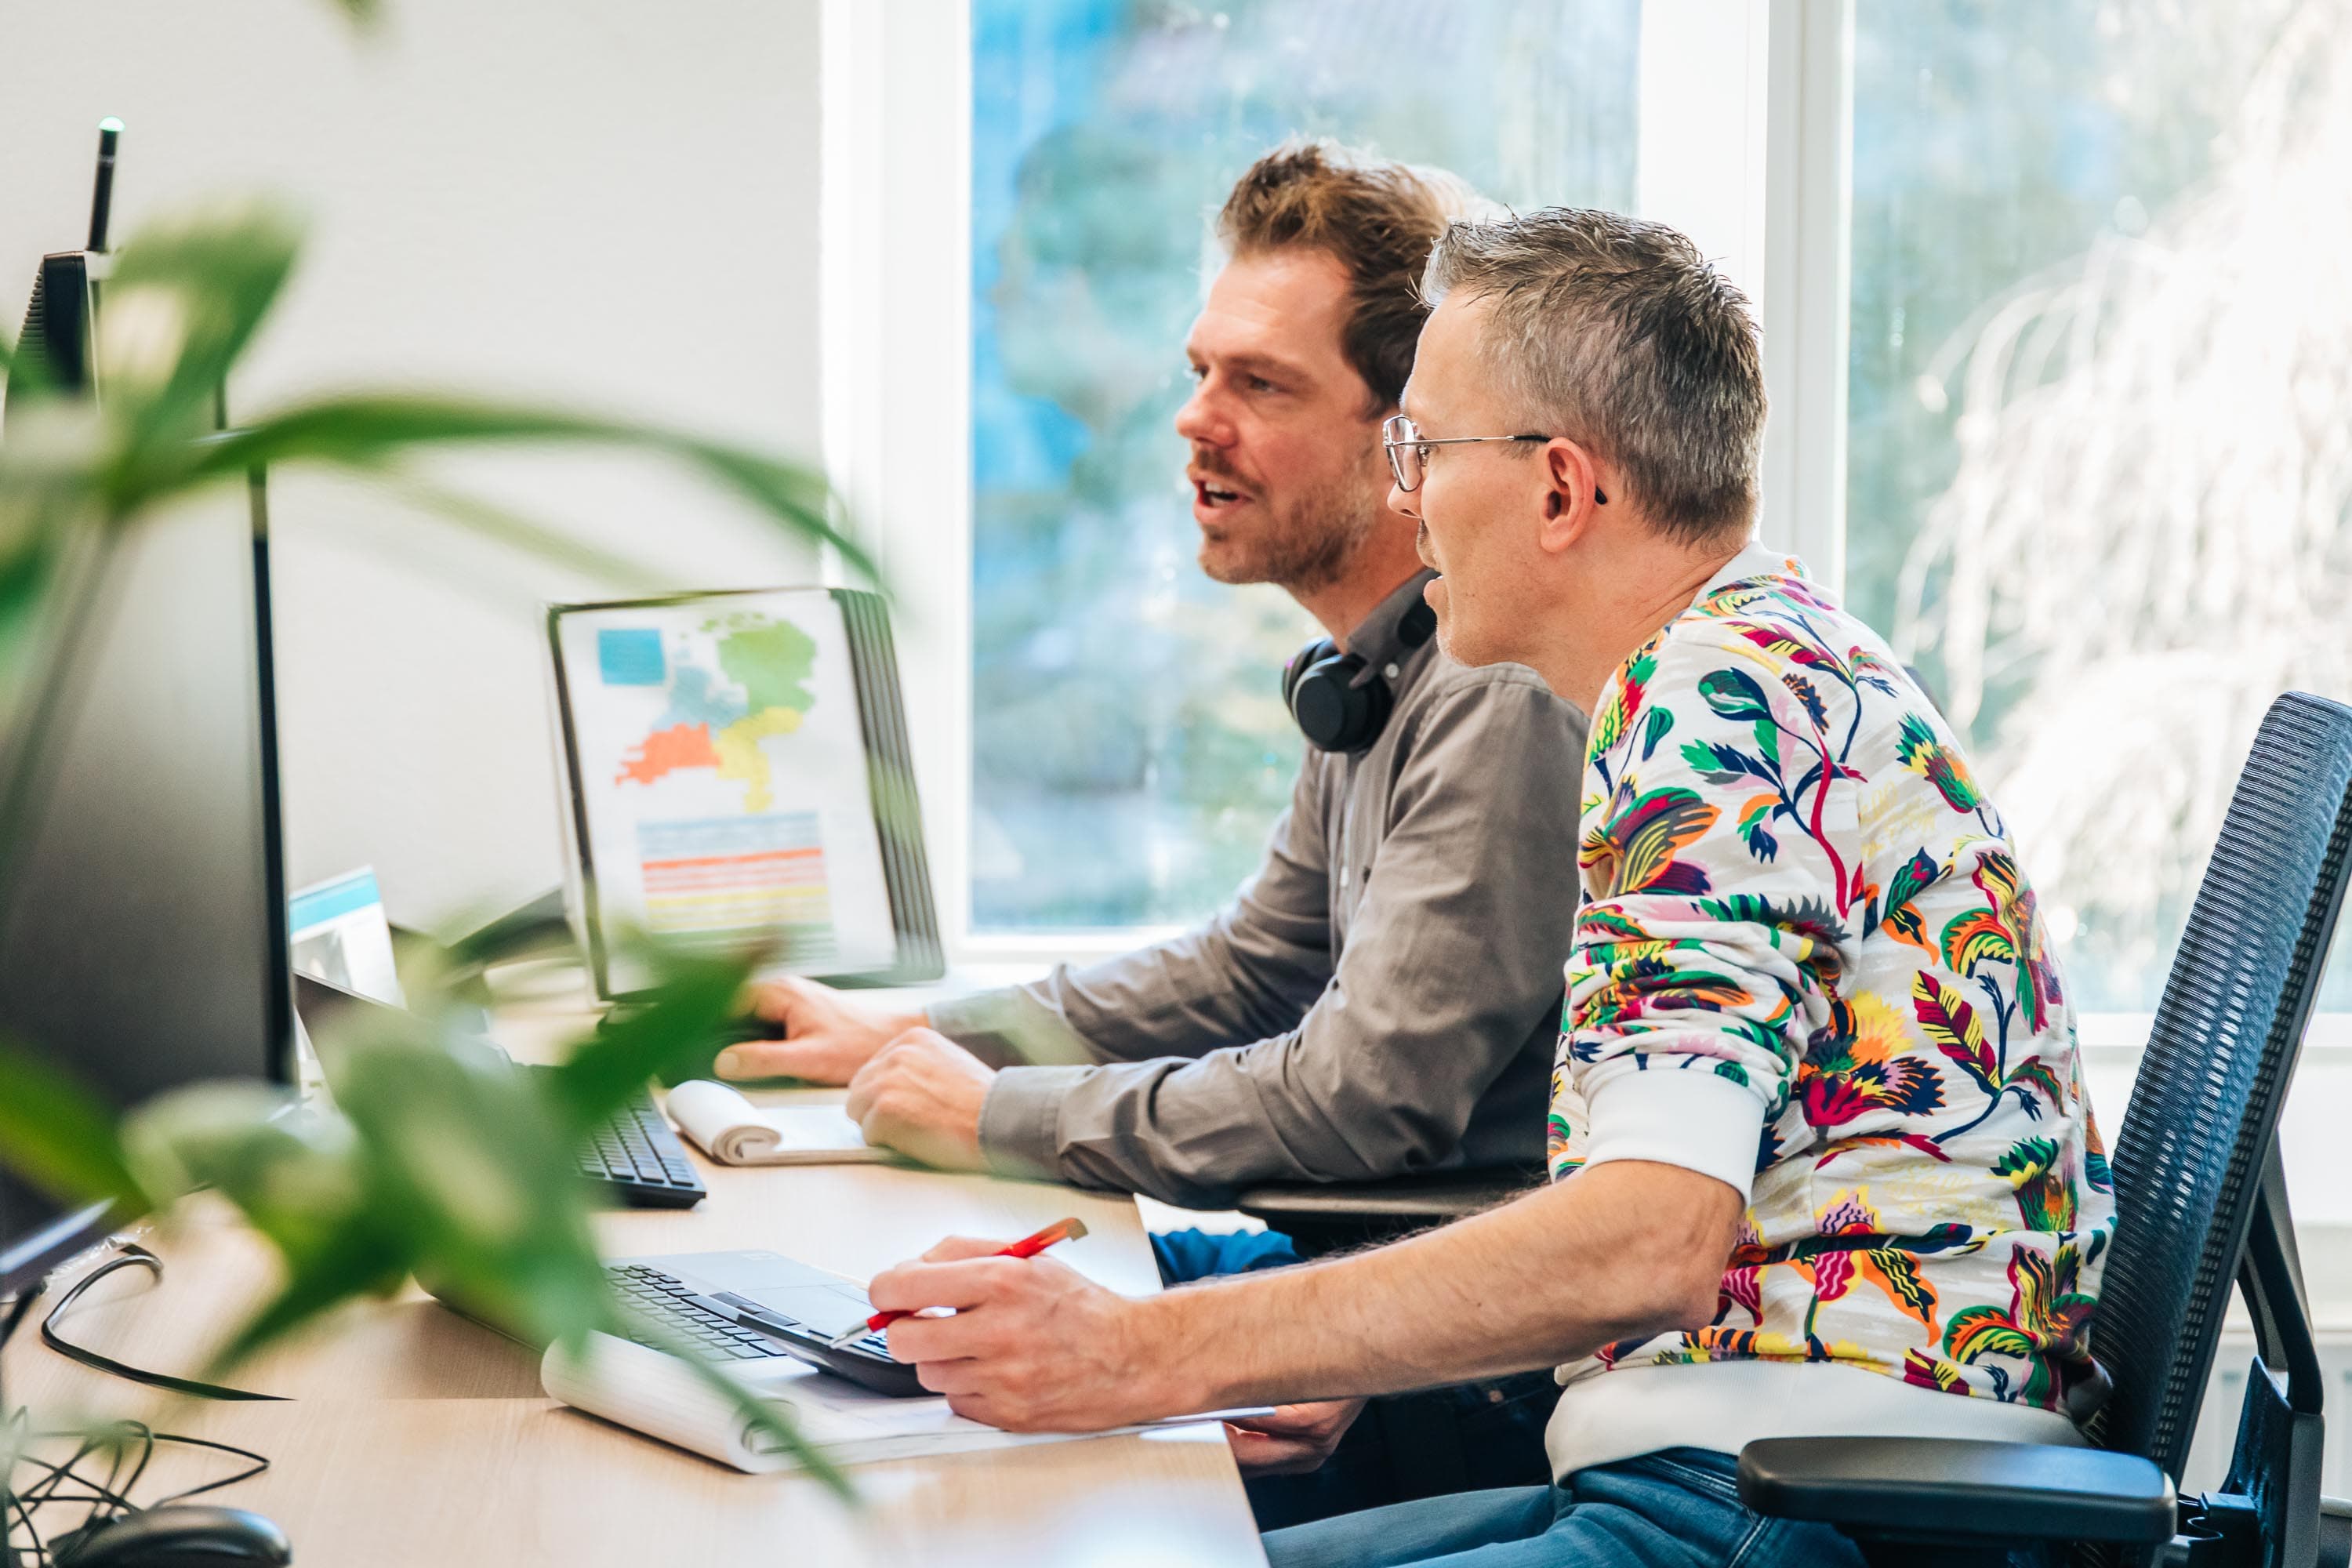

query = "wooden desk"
2;990;1267;1566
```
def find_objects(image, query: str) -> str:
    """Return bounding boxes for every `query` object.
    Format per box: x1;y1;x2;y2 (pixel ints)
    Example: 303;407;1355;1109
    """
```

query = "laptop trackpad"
631;1250;877;1340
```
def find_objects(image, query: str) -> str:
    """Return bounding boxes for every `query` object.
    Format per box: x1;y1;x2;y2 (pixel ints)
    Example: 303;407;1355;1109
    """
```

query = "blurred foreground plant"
0;930;848;1494
0;200;870;670
0;200;874;1493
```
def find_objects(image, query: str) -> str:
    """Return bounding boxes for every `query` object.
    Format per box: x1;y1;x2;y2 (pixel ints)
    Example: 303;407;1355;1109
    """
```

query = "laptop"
289;976;920;1396
597;1249;924;1397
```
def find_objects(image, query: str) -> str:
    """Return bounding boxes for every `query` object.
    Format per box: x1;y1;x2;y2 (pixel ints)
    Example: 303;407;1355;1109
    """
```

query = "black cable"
1;1283;45;1359
136;1434;270;1508
2;1279;45;1568
5;1247;280;1566
38;1244;285;1403
3;1425;270;1568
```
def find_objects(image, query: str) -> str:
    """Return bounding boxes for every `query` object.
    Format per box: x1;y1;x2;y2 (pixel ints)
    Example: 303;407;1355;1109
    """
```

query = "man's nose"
1388;479;1419;521
1173;383;1230;446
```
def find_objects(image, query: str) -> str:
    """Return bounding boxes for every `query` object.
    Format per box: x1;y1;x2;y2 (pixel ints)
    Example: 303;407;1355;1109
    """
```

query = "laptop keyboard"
608;1265;795;1362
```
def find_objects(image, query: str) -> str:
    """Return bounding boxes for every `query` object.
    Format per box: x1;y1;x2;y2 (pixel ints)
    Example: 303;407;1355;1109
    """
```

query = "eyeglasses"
1381;414;1607;504
1382;413;1546;493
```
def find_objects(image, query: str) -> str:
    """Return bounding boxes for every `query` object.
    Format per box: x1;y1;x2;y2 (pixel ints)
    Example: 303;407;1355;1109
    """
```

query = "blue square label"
597;627;666;687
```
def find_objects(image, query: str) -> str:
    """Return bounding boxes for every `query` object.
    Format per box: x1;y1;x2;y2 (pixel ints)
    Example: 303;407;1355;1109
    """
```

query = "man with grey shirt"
717;142;1587;1519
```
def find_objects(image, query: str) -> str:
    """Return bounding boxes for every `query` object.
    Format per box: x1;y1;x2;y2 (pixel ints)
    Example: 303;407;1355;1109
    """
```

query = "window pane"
1846;1;2352;1009
971;0;1639;931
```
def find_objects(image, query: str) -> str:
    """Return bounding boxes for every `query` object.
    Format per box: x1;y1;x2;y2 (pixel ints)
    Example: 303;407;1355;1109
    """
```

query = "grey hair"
1421;209;1766;545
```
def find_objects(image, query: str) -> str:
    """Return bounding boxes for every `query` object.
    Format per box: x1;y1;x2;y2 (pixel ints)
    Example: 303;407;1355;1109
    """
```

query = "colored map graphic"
603;612;836;950
607;615;820;813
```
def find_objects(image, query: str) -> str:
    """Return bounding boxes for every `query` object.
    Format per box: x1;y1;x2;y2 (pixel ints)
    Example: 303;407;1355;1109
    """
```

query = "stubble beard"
1198;466;1385;596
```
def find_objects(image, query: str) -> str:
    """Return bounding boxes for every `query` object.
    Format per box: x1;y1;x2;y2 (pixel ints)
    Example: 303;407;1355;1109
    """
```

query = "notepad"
542;1331;1266;1473
663;1080;891;1166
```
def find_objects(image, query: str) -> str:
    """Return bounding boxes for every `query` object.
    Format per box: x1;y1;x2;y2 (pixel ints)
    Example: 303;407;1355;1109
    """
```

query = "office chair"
1737;691;2352;1567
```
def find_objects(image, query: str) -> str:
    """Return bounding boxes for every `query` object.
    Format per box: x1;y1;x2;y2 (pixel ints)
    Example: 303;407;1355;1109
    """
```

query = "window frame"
819;0;2350;1057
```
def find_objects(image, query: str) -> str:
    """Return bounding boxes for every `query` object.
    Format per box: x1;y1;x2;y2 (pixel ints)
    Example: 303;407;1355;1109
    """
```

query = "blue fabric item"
1261;1449;1872;1568
1150;1226;1303;1284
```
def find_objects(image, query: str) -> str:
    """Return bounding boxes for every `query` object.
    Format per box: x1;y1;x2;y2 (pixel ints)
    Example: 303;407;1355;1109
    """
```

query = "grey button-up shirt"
931;572;1590;1208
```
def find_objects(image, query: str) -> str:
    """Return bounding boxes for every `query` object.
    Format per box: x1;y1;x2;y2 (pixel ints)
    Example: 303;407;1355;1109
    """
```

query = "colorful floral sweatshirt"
1543;542;2114;1475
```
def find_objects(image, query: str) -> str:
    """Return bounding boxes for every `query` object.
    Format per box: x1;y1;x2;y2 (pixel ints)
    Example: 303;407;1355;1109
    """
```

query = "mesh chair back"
2089;692;2352;1477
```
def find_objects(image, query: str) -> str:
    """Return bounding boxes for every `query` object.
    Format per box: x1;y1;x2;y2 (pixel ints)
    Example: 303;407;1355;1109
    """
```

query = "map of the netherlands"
607;612;821;813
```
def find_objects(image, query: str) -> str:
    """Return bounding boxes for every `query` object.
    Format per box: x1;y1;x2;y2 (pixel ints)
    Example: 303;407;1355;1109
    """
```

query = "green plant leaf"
656;1331;855;1498
121;1083;379;1267
550;1319;851;1499
380;474;665;590
189;396;875;584
99;205;304;464
333;1022;604;1312
0;1033;151;1217
540;948;757;1138
209;1218;418;1373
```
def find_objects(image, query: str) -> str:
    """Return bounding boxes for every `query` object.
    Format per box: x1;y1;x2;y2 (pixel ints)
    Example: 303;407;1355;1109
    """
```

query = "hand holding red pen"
831;1216;1089;1347
863;1221;1187;1432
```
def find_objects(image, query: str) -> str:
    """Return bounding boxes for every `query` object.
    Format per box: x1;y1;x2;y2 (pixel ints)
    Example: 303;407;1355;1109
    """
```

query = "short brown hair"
1423;209;1766;545
1217;140;1487;417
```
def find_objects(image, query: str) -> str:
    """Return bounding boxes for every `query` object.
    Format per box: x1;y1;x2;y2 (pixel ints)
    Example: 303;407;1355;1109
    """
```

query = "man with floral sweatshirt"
863;208;2114;1568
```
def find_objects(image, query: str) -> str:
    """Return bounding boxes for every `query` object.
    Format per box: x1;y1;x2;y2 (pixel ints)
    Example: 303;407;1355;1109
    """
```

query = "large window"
836;0;2352;990
967;0;1641;931
1844;0;2352;1011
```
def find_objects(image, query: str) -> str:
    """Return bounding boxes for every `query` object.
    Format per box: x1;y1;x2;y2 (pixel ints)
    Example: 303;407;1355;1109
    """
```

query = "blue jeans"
1152;1229;1561;1532
1261;1448;1869;1568
1150;1225;1303;1281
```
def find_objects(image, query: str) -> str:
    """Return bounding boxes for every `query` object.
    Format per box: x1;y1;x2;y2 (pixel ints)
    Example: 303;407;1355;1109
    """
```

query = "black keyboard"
574;1087;707;1209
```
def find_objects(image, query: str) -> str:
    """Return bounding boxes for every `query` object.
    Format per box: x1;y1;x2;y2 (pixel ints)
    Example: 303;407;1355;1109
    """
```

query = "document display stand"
548;587;943;996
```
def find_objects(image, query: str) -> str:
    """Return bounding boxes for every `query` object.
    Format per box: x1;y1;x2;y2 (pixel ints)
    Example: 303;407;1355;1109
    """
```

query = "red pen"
830;1216;1090;1348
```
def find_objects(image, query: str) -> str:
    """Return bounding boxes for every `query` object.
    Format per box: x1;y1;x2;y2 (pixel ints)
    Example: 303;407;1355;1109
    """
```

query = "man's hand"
1225;1399;1367;1475
871;1236;1189;1432
713;977;924;1085
844;1031;996;1171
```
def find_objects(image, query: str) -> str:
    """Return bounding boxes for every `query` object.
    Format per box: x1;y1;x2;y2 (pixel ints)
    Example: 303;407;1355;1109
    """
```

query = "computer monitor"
0;488;295;1297
0;137;293;1298
2;119;115;429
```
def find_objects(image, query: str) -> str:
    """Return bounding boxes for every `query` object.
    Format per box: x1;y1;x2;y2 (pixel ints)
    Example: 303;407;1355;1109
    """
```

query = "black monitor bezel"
0;468;292;1300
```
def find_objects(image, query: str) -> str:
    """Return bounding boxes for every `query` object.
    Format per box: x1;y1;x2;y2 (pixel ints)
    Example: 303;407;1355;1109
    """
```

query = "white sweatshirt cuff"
1581;1069;1768;1202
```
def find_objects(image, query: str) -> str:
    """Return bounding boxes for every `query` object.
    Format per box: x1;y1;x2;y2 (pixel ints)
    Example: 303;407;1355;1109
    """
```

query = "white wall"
2;0;826;927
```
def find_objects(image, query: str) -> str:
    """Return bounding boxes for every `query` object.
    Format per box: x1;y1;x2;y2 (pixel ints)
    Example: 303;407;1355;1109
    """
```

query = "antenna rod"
88;117;123;252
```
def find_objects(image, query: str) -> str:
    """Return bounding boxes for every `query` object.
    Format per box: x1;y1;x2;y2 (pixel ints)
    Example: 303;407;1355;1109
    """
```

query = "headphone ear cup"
1288;644;1381;753
1283;637;1340;711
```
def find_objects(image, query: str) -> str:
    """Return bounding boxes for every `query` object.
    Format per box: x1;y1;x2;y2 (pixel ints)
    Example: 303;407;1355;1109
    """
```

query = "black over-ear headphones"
1283;600;1438;753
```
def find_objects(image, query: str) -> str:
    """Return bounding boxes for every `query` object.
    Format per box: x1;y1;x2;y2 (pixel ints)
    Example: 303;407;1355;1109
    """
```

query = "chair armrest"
1234;1169;1537;1221
1737;1437;2176;1547
1232;1169;1542;1258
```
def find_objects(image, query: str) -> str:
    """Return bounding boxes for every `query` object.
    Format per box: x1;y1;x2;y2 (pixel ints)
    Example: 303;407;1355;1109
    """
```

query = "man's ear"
1537;437;1605;554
